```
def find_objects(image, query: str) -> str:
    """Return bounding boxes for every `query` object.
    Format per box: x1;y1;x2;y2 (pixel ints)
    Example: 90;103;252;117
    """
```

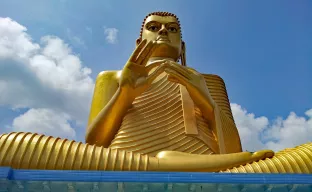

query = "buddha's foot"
153;150;274;172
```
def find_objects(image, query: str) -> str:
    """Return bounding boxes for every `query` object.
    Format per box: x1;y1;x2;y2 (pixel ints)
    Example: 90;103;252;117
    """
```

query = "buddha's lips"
156;36;171;42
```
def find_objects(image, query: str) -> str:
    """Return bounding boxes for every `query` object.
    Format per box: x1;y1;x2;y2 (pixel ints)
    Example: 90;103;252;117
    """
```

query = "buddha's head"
137;11;186;65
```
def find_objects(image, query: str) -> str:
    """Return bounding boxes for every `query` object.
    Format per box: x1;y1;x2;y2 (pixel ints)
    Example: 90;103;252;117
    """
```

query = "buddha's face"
140;15;182;60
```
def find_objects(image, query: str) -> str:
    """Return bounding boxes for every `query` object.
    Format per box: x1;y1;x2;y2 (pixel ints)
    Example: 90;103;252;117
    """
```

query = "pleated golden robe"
109;73;242;155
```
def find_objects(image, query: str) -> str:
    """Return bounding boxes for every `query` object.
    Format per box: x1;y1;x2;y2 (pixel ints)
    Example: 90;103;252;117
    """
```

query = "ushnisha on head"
136;11;186;66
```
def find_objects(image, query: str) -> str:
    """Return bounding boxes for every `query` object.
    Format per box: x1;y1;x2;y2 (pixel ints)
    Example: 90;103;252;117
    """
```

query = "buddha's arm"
86;71;132;147
213;106;242;153
87;71;119;126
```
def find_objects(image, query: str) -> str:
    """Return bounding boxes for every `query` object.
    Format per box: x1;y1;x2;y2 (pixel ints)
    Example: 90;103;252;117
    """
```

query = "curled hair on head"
139;11;182;40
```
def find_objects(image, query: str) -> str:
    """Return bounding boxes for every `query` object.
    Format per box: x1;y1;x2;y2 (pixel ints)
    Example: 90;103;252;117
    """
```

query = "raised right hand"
119;39;166;100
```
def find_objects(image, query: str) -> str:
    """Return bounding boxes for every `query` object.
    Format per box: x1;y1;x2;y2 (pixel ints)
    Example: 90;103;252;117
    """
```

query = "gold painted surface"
0;71;272;172
0;132;156;171
84;12;243;156
109;73;216;156
203;74;234;121
202;74;242;153
221;143;312;173
0;132;274;172
2;132;309;173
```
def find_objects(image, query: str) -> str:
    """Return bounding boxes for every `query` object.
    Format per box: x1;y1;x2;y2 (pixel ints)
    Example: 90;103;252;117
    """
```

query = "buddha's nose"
159;26;168;36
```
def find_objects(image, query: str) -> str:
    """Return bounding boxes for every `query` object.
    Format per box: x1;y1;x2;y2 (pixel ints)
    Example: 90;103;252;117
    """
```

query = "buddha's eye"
148;25;159;32
168;26;178;33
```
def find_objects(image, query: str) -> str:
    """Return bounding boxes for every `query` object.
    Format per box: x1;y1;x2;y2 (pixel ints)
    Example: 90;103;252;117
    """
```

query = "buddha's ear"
181;41;187;66
136;38;141;46
181;41;186;52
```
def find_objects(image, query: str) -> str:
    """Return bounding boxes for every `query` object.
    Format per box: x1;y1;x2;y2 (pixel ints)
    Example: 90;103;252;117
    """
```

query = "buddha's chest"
108;76;217;156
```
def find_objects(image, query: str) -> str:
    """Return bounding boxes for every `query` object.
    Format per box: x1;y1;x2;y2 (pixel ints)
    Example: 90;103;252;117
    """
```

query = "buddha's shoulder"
200;73;226;85
186;67;224;82
96;70;121;81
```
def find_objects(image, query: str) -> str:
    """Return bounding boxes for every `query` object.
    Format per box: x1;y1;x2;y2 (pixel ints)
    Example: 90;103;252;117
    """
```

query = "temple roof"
1;167;312;192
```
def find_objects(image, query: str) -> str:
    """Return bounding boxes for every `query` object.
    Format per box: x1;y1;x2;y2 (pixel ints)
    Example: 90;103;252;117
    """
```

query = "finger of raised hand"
129;39;147;62
136;41;155;65
141;43;159;66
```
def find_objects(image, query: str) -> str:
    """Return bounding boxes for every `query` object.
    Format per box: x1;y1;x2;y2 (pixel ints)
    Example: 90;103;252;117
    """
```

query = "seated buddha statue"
0;12;311;173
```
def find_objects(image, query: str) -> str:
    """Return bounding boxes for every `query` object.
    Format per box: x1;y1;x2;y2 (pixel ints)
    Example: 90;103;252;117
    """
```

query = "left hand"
161;60;215;118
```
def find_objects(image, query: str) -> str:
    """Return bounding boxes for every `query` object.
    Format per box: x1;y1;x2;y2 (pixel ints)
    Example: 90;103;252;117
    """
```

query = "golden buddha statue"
0;11;312;173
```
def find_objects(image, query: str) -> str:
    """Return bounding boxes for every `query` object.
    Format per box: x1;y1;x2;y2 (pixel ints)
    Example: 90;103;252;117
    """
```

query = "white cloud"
0;18;39;59
232;103;312;152
263;109;312;151
11;108;75;139
230;103;268;151
0;17;94;139
104;27;118;44
66;28;85;47
85;26;92;35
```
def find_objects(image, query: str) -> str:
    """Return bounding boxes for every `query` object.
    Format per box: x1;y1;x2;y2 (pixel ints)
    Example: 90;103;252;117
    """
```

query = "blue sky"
0;0;311;151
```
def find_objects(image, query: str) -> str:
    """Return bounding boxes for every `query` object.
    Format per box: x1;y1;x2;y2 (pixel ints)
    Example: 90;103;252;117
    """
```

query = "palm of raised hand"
119;39;166;100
